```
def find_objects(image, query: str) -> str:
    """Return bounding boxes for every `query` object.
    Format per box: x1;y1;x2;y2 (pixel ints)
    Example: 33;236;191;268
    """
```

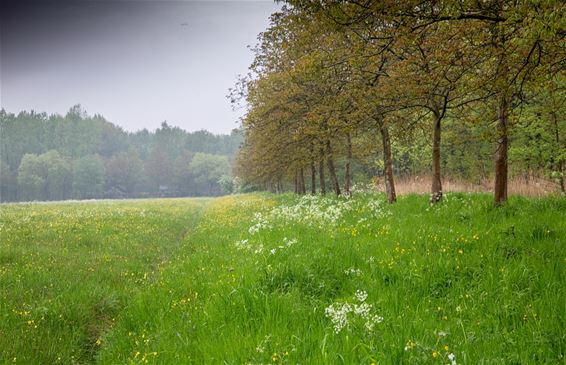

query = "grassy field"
0;199;207;364
1;193;564;364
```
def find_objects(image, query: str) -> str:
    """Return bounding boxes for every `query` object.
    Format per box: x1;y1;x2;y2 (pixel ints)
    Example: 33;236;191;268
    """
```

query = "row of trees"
0;106;242;202
232;0;565;205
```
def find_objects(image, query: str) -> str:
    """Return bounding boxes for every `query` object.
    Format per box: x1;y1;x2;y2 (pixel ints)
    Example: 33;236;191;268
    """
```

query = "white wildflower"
344;267;362;276
353;303;371;317
248;212;272;235
354;290;368;302
324;303;352;334
284;237;297;247
372;315;383;323
234;239;249;250
325;290;383;334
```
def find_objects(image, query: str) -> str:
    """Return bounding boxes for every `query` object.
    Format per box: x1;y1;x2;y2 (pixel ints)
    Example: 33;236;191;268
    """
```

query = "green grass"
0;198;207;364
1;193;565;364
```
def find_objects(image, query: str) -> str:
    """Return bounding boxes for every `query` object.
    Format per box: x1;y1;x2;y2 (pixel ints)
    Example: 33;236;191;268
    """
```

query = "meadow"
0;199;207;364
0;193;564;364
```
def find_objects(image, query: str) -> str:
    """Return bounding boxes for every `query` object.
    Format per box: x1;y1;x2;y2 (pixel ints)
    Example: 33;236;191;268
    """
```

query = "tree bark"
380;124;396;204
310;143;316;194
298;167;306;194
344;133;352;197
559;161;565;194
430;111;443;204
494;92;509;205
493;19;510;206
319;146;326;195
311;159;317;194
326;141;341;196
551;110;565;194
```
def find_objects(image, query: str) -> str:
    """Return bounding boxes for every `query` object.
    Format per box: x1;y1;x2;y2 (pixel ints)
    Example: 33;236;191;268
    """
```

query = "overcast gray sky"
0;0;280;134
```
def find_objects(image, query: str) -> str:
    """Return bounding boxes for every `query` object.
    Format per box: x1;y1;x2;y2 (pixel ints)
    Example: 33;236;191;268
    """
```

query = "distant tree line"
231;1;565;205
0;105;243;202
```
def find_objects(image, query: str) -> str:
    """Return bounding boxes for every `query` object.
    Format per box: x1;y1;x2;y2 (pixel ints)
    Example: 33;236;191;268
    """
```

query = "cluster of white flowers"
324;290;383;334
283;237;297;247
324;302;352;334
269;195;353;227
344;267;363;276
366;198;391;219
244;194;392;236
234;239;249;250
354;289;368;302
234;237;298;256
364;314;384;331
277;195;362;228
248;212;272;235
269;237;299;255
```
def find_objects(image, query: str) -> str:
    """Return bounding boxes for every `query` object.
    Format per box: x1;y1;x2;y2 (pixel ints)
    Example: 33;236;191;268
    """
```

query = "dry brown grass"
376;175;561;197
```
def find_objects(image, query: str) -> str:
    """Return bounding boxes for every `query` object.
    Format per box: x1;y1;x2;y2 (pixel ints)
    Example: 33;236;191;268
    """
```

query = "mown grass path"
0;198;208;364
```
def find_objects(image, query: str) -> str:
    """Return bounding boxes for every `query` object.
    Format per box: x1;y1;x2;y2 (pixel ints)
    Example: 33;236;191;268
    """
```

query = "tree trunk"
298;167;306;194
319;146;326;195
326;141;341;196
559;162;565;194
380;124;396;204
311;159;316;194
430;111;443;204
494;93;509;205
310;143;316;194
493;20;510;206
344;133;352;197
294;172;298;194
551;111;565;194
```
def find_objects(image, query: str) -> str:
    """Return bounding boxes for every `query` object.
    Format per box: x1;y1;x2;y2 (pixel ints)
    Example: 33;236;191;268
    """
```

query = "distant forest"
0;105;243;202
